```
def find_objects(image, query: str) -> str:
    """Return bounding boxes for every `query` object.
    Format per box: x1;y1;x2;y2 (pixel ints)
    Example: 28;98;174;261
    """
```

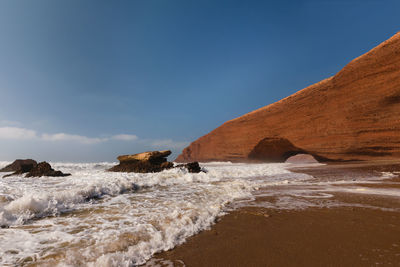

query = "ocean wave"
0;162;311;266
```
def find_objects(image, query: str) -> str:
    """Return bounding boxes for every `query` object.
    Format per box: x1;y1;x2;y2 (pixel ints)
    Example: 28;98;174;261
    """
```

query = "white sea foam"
0;162;399;266
0;162;310;266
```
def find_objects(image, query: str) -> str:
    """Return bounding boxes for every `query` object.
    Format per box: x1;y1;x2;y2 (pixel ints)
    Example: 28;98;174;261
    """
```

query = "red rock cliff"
176;32;400;162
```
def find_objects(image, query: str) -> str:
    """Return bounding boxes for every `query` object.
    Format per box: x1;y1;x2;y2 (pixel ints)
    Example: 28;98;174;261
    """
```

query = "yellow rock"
117;150;171;162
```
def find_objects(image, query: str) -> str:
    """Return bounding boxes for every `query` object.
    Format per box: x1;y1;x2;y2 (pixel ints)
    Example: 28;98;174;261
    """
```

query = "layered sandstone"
109;150;202;173
118;150;172;163
109;150;174;173
177;32;400;162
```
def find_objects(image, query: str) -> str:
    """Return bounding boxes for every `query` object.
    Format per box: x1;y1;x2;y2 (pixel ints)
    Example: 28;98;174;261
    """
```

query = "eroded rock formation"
177;32;400;163
109;150;202;173
0;159;37;173
248;137;305;162
25;162;71;177
109;150;174;173
2;160;70;178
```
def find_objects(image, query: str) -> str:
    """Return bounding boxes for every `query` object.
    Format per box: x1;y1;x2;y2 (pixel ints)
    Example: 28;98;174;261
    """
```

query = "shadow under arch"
248;137;330;162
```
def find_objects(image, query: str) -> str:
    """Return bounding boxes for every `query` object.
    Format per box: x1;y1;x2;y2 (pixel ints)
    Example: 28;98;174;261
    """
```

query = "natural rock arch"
248;137;328;162
248;137;304;162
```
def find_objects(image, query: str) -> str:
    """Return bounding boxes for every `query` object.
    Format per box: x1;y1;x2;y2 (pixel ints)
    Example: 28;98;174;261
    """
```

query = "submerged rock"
0;159;37;172
25;162;71;177
175;162;202;173
109;150;174;173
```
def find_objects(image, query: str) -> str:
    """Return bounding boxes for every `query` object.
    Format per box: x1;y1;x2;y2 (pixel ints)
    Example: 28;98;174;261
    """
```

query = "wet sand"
151;161;400;266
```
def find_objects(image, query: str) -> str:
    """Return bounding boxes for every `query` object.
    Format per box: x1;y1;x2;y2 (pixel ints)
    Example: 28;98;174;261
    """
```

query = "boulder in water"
175;162;202;173
2;159;39;178
109;150;174;173
109;151;204;173
25;162;71;177
0;159;37;172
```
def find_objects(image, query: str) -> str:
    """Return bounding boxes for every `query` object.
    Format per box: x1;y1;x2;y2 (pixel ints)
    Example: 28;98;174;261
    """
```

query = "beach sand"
150;161;400;266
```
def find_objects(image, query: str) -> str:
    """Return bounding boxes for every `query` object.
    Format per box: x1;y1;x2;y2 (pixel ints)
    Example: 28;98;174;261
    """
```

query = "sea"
0;161;398;266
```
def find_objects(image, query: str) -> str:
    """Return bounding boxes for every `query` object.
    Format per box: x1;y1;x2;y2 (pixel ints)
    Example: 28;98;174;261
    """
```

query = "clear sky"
0;0;399;162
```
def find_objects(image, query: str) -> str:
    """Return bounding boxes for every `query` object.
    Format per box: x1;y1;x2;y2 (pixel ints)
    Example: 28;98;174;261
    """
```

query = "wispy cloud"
150;139;189;150
41;133;108;144
0;125;188;151
0;126;138;145
111;134;138;141
0;127;37;140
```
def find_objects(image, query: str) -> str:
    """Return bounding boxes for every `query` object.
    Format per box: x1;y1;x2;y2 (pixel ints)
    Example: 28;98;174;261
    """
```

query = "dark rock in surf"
109;151;203;174
2;159;38;178
0;159;37;172
161;161;174;169
25;162;71;177
175;162;202;173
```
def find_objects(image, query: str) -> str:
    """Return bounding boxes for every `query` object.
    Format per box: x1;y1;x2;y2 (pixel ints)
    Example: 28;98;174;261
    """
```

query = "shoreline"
149;160;400;266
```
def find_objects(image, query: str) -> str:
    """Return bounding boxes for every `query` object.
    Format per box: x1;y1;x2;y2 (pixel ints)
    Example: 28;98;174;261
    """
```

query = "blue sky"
0;0;399;162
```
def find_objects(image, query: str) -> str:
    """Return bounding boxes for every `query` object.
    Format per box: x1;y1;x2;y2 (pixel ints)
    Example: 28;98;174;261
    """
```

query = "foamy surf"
1;161;398;266
0;162;310;266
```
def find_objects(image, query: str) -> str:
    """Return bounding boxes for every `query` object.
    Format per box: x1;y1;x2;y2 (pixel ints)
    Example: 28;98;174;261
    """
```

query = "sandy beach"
152;161;400;266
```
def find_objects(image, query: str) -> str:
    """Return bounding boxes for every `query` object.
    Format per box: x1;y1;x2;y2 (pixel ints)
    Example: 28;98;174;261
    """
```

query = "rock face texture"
2;160;70;178
0;159;37;173
117;151;172;164
109;150;203;173
175;162;202;173
176;32;400;163
25;162;71;177
109;150;174;173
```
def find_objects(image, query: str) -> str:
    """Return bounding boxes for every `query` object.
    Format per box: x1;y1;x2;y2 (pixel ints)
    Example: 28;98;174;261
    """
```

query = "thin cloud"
41;133;108;144
150;139;189;150
0;123;140;144
0;127;37;140
111;134;138;141
0;125;182;150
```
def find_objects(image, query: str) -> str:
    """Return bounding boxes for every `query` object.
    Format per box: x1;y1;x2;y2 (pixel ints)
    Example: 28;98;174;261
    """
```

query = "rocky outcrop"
0;159;37;173
109;150;174;173
176;32;400;163
109;150;203;173
117;150;172;165
25;162;71;177
3;160;70;178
